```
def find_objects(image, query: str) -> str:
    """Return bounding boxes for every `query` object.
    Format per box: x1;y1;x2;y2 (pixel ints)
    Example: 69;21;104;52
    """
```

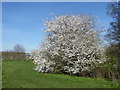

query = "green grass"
2;60;119;88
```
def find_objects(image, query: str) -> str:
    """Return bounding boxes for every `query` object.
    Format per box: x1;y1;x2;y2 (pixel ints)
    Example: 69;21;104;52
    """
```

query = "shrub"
31;15;106;75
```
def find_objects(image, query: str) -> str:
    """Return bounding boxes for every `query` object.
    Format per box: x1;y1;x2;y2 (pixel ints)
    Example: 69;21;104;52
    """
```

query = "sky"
2;2;113;53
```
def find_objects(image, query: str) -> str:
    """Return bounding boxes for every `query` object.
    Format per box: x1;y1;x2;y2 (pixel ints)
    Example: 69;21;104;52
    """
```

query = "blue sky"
2;2;112;53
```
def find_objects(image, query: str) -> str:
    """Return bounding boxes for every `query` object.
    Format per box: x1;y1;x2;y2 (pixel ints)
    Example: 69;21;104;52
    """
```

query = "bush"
31;15;106;75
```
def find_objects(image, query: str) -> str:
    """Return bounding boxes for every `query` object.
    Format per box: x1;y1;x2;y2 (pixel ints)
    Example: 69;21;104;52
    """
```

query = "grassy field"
2;60;119;88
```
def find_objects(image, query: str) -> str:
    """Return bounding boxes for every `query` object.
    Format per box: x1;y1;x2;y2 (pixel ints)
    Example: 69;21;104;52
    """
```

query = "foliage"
85;44;120;81
102;44;120;81
31;15;106;75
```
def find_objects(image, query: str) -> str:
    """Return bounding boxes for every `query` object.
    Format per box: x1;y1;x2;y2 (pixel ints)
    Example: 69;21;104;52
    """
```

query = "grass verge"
2;60;119;88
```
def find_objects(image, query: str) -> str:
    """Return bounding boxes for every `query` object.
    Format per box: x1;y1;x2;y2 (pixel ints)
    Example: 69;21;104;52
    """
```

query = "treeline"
2;51;30;60
1;44;30;60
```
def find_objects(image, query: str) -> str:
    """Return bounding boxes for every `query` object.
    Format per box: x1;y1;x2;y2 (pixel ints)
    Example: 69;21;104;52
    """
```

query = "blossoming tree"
31;15;106;75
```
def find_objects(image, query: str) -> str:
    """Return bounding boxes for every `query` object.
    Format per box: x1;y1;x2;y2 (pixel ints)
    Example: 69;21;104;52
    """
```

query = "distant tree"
13;44;25;53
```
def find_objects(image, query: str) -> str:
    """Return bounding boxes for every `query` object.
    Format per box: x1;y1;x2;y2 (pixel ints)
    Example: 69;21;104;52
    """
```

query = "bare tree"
13;44;25;53
106;1;120;45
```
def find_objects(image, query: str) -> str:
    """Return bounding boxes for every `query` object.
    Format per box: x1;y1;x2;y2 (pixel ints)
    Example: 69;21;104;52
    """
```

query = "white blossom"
31;15;106;75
